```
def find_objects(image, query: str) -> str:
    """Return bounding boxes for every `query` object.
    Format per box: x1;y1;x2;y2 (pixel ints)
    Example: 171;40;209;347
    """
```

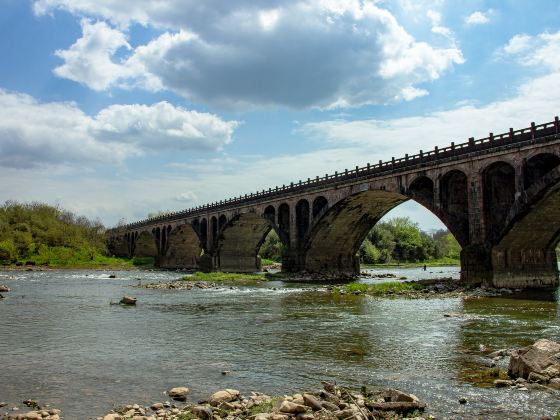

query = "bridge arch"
134;230;158;258
264;205;276;223
408;175;434;208
211;216;218;246
523;153;560;189
200;218;208;249
483;161;516;243
439;170;469;246
312;196;328;219
160;223;202;269
304;190;408;276
296;199;310;243
218;214;228;232
491;165;560;288
278;203;290;243
217;212;285;272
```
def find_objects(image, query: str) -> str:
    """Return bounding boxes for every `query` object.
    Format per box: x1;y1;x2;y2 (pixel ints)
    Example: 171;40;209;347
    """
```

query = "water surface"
0;268;558;419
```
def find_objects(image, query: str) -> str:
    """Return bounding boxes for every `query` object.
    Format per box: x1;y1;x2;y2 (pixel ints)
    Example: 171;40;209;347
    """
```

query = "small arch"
278;203;290;243
134;231;158;258
218;215;227;232
409;176;434;205
523;153;560;189
200;218;208;248
296;199;310;242
439;170;469;246
264;205;276;223
483;161;516;243
312;196;328;218
211;216;218;242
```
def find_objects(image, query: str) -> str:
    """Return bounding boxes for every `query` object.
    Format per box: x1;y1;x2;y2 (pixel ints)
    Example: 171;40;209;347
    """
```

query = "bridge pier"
460;244;493;286
491;247;559;289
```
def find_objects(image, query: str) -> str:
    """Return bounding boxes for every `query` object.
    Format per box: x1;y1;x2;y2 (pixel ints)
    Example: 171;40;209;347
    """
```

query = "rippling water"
0;268;558;419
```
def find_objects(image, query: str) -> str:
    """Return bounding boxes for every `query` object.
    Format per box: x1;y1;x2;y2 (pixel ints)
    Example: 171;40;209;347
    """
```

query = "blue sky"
1;0;560;230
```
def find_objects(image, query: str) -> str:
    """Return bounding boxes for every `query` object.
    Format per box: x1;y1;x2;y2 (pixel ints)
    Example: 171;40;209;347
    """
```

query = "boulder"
0;285;10;292
192;405;213;420
302;394;322;411
278;401;307;414
508;339;560;381
168;387;190;401
209;389;240;405
120;296;137;305
494;379;512;388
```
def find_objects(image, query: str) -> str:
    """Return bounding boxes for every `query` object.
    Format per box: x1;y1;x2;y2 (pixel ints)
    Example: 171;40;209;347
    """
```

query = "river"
0;267;558;419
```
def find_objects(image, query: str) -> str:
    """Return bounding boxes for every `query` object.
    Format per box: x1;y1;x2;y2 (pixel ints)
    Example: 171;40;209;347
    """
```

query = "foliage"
359;217;461;265
246;397;281;416
0;200;125;267
259;229;284;262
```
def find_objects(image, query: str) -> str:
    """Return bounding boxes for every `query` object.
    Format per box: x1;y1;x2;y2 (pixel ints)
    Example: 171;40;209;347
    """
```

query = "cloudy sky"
1;0;560;229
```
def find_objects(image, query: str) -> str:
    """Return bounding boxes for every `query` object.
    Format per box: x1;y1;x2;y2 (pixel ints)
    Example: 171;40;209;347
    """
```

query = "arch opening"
278;203;290;243
408;176;434;207
218;215;227;232
440;170;469;246
264;205;276;223
211;216;218;246
312;196;328;219
483;162;515;243
296;199;310;243
200;218;208;249
524;153;560;189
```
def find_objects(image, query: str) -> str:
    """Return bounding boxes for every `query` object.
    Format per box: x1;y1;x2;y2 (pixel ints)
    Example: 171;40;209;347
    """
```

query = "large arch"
159;224;202;269
483;162;516;243
217;212;277;272
439;170;469;246
134;231;158;258
200;218;208;249
491;166;560;288
108;235;129;257
304;190;408;276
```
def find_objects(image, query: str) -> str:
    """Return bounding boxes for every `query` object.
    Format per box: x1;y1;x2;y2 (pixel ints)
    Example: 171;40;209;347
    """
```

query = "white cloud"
54;19;134;90
0;90;238;168
40;0;464;109
465;10;491;26
175;191;198;202
500;32;560;71
502;34;532;55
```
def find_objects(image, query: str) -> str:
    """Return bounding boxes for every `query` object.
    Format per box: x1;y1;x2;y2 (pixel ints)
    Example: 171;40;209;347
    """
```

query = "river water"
0;267;558;419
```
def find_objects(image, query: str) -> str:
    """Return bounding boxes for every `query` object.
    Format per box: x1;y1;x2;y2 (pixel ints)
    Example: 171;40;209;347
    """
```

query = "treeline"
0;201;110;266
260;216;461;265
359;217;460;264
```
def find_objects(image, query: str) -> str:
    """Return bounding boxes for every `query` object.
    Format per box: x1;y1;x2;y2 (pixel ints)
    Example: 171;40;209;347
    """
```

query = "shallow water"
0;267;559;419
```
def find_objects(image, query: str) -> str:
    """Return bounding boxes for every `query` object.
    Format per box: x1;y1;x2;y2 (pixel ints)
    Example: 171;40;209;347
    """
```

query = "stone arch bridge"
108;118;560;289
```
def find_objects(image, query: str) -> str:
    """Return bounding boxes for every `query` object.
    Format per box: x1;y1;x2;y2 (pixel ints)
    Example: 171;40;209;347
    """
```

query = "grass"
361;257;459;268
261;258;280;266
246;397;281;416
185;271;267;284
1;252;155;270
338;281;425;296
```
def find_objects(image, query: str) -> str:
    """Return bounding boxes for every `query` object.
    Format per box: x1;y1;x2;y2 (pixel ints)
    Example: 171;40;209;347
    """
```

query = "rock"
120;296;137;305
0;285;10;292
278;401;307;414
0;402;7;408
209;389;240;405
382;389;420;404
320;401;339;412
508;339;560;380
23;411;40;419
488;349;509;359
302;394;322;411
458;397;467;404
319;390;340;405
192;405;213;420
109;274;116;278
150;403;163;410
221;371;231;375
103;414;122;420
549;377;560;389
254;414;270;420
23;400;39;408
168;387;190;401
494;379;512;388
528;372;548;383
270;415;289;420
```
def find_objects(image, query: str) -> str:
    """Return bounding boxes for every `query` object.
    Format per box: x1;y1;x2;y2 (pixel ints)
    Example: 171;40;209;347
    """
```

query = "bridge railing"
120;117;560;230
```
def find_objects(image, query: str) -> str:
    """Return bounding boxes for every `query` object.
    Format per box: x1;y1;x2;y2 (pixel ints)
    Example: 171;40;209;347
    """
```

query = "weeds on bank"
246;397;281;416
336;281;424;296
184;271;267;284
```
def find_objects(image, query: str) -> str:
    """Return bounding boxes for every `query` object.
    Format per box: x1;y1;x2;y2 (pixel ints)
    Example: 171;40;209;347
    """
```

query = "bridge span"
109;118;560;289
